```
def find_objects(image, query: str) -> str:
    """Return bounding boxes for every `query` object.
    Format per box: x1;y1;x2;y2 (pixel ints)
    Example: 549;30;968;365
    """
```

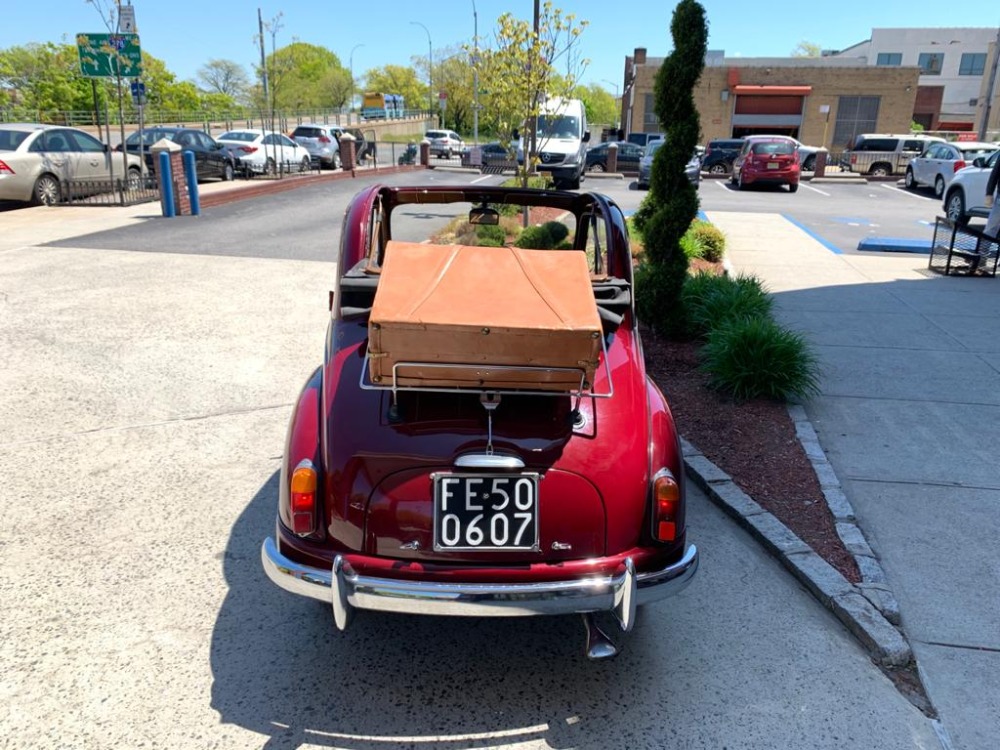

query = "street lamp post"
349;43;364;116
410;21;433;115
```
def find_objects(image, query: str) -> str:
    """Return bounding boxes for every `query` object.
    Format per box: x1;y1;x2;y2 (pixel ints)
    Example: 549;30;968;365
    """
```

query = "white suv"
425;130;463;159
943;149;1000;227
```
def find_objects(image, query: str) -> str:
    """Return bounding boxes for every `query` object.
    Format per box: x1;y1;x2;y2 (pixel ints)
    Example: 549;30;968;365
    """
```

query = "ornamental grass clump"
700;316;820;402
688;220;726;262
681;271;772;339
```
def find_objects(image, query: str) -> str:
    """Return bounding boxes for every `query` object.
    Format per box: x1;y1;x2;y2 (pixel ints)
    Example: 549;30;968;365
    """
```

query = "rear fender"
646;377;686;545
279;367;324;539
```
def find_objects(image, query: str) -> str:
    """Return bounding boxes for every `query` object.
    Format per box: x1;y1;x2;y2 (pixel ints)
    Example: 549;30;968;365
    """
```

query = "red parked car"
261;184;699;659
731;135;801;192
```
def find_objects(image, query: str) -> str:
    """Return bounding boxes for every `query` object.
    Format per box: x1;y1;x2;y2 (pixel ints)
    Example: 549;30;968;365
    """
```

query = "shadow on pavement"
210;472;682;750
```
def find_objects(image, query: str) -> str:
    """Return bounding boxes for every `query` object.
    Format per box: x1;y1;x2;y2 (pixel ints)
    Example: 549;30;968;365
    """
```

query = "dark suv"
701;138;745;175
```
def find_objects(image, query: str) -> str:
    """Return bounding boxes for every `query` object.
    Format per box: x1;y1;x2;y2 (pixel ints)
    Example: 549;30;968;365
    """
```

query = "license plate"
432;473;539;551
767;162;780;170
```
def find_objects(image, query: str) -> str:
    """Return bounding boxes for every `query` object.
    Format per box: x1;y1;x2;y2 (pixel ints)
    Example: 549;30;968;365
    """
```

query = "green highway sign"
76;33;142;78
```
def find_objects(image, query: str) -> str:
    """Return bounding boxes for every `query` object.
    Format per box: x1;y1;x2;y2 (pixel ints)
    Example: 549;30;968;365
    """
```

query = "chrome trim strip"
454;454;525;469
262;537;699;629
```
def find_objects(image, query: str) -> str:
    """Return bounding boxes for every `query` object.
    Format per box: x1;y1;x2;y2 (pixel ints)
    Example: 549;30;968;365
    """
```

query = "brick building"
621;48;921;149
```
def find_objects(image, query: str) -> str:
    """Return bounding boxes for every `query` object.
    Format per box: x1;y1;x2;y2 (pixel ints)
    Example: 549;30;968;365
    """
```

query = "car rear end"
425;130;454;158
0;126;42;203
740;138;800;187
291;125;339;168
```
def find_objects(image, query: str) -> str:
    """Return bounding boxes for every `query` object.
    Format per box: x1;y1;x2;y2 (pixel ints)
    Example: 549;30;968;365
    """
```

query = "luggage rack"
358;334;615;405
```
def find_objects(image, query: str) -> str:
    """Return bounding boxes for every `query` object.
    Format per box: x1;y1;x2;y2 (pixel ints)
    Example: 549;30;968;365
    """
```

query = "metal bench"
928;217;1000;277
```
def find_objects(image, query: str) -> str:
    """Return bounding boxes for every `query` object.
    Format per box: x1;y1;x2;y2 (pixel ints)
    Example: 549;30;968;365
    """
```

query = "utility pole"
472;0;479;144
258;9;268;104
979;27;1000;141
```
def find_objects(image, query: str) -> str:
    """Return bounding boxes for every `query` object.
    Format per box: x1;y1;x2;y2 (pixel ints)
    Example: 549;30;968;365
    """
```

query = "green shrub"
514;220;570;249
689;221;726;262
476;223;506;247
680;231;706;260
700;316;820;402
681;271;772;338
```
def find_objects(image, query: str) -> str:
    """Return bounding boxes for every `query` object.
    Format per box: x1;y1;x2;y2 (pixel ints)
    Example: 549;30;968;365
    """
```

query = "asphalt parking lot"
0;168;946;749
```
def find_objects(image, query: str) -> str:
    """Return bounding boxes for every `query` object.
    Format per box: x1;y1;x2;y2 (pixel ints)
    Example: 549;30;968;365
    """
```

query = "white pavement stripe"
714;180;731;192
880;183;935;203
470;174;493;184
798;182;830;196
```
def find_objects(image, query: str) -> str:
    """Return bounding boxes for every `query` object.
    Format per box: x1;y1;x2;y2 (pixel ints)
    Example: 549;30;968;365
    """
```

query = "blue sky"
2;0;998;94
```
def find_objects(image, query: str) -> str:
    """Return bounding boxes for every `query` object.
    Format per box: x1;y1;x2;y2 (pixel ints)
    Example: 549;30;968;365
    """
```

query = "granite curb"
681;435;912;667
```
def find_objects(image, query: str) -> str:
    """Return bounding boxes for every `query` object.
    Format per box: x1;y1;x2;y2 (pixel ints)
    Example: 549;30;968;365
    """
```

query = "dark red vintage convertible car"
261;184;698;658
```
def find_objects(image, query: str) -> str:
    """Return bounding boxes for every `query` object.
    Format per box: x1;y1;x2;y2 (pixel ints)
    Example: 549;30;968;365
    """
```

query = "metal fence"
61;176;160;207
0;107;432;133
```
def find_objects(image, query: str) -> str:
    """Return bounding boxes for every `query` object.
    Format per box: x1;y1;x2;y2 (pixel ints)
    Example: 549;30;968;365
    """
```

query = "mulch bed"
642;326;861;584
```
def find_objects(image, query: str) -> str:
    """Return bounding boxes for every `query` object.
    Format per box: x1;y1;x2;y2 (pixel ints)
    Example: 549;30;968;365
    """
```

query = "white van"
516;97;590;189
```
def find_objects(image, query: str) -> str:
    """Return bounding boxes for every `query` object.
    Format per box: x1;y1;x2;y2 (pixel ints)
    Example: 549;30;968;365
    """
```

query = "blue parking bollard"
182;150;200;216
158;151;175;218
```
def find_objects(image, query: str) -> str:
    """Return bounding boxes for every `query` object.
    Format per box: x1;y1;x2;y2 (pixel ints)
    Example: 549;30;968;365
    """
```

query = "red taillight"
290;459;317;535
850;154;858;164
239;146;258;153
318;136;332;144
953;160;966;173
0;160;14;175
652;469;681;542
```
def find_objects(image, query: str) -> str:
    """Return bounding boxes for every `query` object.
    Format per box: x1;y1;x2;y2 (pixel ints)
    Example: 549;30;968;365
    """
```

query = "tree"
263;42;351;111
364;64;426;112
573;83;617;129
634;0;707;337
474;2;588;186
197;59;250;101
791;40;822;58
433;51;475;133
0;42;101;117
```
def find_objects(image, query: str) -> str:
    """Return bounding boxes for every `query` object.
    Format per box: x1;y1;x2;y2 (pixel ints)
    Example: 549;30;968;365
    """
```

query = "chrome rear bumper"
261;538;698;632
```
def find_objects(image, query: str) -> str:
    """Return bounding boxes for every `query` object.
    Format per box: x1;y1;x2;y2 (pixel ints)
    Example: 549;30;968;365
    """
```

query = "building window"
833;95;880;148
918;53;944;75
959;53;986;76
876;53;902;66
642;94;660;132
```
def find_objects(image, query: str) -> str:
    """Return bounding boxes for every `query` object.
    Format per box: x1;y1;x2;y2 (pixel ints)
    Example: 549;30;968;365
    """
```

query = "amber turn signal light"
652;469;680;542
290;459;317;536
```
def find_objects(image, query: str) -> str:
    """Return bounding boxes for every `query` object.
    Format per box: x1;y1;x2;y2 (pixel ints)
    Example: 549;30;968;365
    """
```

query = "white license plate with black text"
432;473;539;551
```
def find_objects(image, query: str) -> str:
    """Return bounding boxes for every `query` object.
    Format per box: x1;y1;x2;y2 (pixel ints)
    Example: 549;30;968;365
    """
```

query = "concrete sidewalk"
708;210;1000;750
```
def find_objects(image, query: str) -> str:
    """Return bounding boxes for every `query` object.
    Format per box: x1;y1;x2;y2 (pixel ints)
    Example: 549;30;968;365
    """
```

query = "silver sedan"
0;123;142;205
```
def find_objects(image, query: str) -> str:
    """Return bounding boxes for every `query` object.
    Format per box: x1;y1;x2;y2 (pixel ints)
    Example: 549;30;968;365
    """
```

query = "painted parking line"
880;183;937;203
798;182;830;196
470;174;494;184
781;214;842;254
714;180;731;192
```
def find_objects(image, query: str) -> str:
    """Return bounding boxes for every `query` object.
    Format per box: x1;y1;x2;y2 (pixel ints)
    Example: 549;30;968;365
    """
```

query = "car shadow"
210;471;690;750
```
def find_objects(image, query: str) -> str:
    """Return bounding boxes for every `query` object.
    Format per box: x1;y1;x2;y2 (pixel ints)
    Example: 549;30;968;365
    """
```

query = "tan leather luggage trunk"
368;241;602;391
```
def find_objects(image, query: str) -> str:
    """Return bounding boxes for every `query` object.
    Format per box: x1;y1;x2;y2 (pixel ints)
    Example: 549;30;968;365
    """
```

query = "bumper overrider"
261;537;698;633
